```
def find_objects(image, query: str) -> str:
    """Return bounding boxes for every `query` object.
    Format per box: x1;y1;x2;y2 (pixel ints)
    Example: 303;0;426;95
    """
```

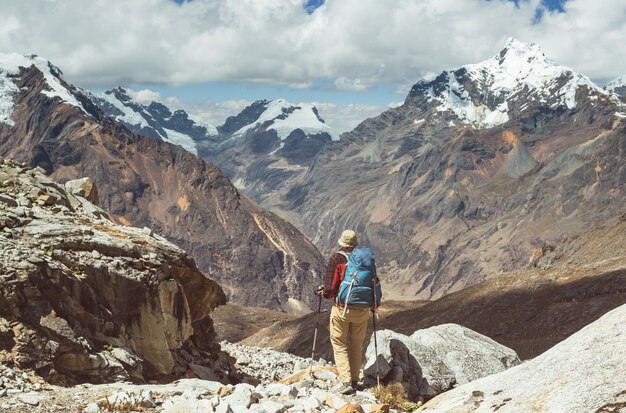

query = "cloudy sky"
0;0;625;132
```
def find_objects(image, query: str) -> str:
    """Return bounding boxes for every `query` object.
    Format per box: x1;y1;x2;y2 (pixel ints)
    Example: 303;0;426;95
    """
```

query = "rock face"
0;53;325;313
0;157;235;384
419;304;626;413
228;38;626;301
362;326;520;401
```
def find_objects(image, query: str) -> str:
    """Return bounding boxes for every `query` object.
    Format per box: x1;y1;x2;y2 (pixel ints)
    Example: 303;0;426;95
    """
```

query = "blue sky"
1;0;625;132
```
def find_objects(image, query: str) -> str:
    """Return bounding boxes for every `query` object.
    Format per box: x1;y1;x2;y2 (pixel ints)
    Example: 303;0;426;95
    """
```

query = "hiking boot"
351;381;365;391
333;381;356;395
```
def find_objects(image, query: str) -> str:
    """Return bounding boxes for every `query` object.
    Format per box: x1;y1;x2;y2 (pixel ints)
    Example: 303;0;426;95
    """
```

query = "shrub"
371;383;423;412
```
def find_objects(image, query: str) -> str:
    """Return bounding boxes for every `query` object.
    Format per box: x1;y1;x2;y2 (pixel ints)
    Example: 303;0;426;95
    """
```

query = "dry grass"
371;383;423;412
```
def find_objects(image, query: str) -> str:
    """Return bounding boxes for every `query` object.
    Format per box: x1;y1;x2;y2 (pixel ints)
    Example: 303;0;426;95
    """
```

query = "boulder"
363;325;520;400
64;177;99;205
419;304;626;412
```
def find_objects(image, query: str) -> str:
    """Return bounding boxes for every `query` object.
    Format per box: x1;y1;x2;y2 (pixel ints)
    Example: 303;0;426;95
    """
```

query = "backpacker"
336;247;382;313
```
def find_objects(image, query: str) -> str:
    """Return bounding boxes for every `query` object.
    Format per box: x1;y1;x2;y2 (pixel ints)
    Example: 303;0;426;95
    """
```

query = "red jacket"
322;248;352;299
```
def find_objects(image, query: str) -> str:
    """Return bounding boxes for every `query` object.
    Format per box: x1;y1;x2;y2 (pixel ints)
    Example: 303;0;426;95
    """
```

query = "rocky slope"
212;304;296;343
247;38;626;300
0;157;236;385
0;53;326;313
240;216;626;361
418;303;626;412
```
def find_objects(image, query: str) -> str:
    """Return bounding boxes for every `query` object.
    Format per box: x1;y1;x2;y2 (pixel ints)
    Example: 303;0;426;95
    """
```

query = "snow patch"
97;89;154;131
615;112;626;118
187;113;218;136
0;53;89;125
162;127;198;155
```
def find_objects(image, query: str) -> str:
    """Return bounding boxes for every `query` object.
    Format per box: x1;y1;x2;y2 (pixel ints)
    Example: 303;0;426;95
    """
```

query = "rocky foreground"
0;157;234;384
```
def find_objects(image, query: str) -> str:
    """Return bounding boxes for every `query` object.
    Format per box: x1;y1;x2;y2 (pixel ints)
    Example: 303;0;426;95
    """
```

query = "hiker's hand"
315;285;324;297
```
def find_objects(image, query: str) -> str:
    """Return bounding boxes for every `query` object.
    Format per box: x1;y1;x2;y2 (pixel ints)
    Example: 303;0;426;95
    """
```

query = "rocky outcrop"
0;55;325;313
0;157;235;384
419;303;626;412
362;326;520;401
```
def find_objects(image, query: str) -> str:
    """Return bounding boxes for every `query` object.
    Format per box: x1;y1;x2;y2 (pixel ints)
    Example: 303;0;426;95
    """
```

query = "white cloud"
314;102;392;133
0;0;624;89
130;89;162;105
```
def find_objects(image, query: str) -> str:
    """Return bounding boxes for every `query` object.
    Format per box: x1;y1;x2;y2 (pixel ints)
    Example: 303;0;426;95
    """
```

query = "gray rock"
420;304;626;412
236;355;250;365
0;194;17;207
250;400;286;413
363;325;520;399
64;177;99;205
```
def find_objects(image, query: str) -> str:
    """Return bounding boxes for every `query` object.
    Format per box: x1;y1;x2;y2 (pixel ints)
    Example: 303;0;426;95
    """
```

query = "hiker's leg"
347;308;370;383
329;305;351;383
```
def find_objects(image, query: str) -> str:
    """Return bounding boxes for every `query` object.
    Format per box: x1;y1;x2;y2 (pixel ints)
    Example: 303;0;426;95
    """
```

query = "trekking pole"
372;308;381;389
309;293;323;377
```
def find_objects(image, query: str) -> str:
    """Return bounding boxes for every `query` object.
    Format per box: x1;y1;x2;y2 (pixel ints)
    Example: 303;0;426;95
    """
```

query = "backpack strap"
337;251;350;261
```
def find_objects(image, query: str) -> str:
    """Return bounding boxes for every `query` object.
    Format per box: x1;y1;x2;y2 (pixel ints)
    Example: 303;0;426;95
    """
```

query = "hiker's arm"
322;253;340;299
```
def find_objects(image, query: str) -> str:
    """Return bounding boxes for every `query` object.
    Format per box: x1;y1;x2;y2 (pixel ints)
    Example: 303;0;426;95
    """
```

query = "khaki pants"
329;305;370;383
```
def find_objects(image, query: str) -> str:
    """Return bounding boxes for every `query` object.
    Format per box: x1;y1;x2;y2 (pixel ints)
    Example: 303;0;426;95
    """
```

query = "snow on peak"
91;86;221;155
0;53;89;125
233;99;340;141
606;75;626;93
423;39;605;128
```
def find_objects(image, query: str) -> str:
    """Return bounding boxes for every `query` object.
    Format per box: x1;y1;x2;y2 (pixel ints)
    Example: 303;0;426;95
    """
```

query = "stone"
162;397;215;413
419;304;626;412
325;393;347;410
16;392;46;406
362;404;389;413
215;401;234;413
266;383;290;396
334;403;364;413
64;177;99;205
250;400;287;413
0;194;17;207
83;402;100;413
224;384;257;410
363;326;520;400
294;396;321;411
236;355;251;365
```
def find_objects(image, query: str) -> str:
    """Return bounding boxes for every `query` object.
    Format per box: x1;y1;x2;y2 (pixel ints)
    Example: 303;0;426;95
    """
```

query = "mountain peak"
231;98;339;141
407;39;605;128
0;53;89;125
606;75;626;96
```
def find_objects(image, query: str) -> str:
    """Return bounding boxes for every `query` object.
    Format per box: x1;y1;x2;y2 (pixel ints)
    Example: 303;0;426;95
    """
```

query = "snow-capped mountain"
88;87;218;155
0;53;91;125
406;38;612;128
222;98;340;143
606;75;626;96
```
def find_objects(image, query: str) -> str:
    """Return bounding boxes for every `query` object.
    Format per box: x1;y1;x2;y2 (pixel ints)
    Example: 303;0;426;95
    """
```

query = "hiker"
317;230;382;395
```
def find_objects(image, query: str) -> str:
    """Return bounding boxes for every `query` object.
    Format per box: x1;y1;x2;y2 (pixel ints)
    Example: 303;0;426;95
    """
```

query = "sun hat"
338;230;358;248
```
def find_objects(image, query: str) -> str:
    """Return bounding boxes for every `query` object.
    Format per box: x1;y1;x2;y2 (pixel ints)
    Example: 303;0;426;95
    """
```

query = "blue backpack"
336;247;382;310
